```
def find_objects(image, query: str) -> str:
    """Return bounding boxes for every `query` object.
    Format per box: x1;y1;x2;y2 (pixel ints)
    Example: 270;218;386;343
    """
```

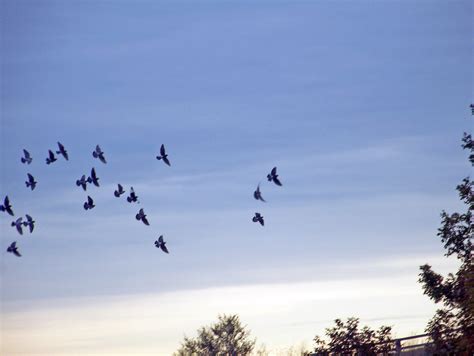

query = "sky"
0;0;472;354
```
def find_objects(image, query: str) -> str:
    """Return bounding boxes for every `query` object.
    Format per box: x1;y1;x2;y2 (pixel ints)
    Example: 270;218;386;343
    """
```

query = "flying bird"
11;217;24;234
23;214;35;233
46;150;57;165
25;173;37;191
7;241;21;257
114;184;125;197
252;212;264;226
471;104;474;115
87;168;100;187
21;149;32;164
154;235;169;253
126;187;139;203
267;167;282;186
76;175;88;191
253;184;266;202
156;144;171;166
92;145;107;164
56;141;69;160
83;196;95;210
0;196;14;216
135;208;149;225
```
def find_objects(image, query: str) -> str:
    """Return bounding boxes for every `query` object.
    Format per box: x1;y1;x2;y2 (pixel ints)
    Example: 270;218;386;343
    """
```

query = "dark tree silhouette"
309;317;393;355
418;116;474;354
174;314;256;356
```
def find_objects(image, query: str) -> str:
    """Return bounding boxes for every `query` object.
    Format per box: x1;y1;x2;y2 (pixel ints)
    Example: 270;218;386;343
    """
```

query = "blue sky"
1;0;472;354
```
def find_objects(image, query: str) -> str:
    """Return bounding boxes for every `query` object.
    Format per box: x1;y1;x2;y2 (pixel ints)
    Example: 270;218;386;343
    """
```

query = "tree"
309;317;393;355
418;117;474;354
174;314;256;356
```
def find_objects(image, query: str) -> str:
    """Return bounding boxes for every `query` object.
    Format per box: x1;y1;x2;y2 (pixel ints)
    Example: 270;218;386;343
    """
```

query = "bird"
471;104;474;115
92;145;107;164
21;149;32;164
135;208;149;225
267;167;282;186
7;241;21;257
46;150;57;165
126;187;139;203
25;173;37;191
156;144;171;166
252;212;264;226
114;184;125;197
154;235;169;253
0;195;14;216
56;141;69;160
87;168;100;187
23;214;35;233
11;217;24;234
83;196;95;210
76;175;88;191
253;184;266;202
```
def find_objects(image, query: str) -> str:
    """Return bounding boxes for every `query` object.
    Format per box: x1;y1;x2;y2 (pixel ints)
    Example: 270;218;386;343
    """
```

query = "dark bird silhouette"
471;104;474;115
7;241;21;257
11;217;24;234
252;212;264;226
156;144;171;166
135;208;149;225
83;196;95;210
126;187;139;203
25;173;37;191
154;235;169;253
114;184;125;197
0;196;14;216
253;184;266;202
267;167;282;186
92;145;107;164
46;150;57;165
76;175;88;191
23;214;35;233
56;141;69;160
87;168;100;187
21;149;32;164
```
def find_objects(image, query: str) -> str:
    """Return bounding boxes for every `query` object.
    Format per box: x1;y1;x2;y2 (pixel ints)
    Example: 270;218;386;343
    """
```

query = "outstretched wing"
160;144;166;156
13;249;21;257
99;154;107;164
271;167;277;176
142;216;150;226
160;244;169;254
48;150;55;160
27;173;34;183
158;235;164;244
273;176;282;186
87;196;94;205
23;149;31;159
162;156;171;166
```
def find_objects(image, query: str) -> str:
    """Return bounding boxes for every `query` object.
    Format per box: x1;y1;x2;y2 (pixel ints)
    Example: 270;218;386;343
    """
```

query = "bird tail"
0;206;5;212
114;191;119;197
21;158;26;163
26;182;31;187
46;159;51;165
156;156;162;160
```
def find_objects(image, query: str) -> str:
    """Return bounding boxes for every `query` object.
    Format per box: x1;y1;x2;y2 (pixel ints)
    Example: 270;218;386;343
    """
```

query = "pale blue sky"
1;0;472;353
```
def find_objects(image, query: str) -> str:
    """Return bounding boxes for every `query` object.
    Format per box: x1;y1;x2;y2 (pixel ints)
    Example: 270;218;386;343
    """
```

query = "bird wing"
273;176;282;186
118;184;123;193
15;219;23;234
142;216;150;225
99;154;107;164
87;196;94;205
26;214;32;222
163;156;171;166
13;249;21;257
63;149;69;160
27;173;34;182
96;145;101;154
271;167;277;176
49;150;55;159
11;241;17;249
158;235;164;243
160;244;169;253
160;144;166;156
139;208;144;215
23;149;30;159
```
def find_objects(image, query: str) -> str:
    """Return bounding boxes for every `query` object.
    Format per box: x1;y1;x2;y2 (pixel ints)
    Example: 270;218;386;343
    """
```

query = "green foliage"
174;314;256;356
309;317;393;355
418;121;474;354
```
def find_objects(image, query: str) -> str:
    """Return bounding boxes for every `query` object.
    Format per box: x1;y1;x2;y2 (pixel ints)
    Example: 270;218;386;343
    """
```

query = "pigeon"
253;184;266;202
56;141;69;160
0;196;14;216
23;214;35;233
156;144;171;166
11;217;24;234
25;173;37;191
87;168;100;187
92;145;107;164
46;150;57;165
21;149;32;164
114;183;125;197
154;235;169;253
126;187;139;203
267;167;282;186
7;241;21;257
252;212;264;226
76;175;88;191
83;196;95;210
135;208;149;225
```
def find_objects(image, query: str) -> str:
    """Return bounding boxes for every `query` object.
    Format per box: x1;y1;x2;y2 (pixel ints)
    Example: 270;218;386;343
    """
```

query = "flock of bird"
2;143;175;257
3;141;282;257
